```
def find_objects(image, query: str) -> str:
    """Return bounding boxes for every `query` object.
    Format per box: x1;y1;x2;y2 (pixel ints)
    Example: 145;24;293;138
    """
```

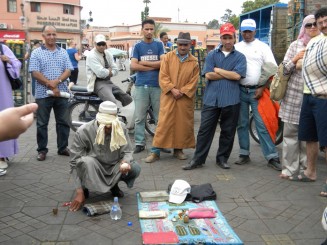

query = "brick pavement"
0;60;326;244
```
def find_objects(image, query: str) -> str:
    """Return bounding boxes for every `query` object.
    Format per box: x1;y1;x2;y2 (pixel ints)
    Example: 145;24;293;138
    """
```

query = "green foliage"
141;0;151;22
207;19;219;29
220;9;239;29
242;0;280;13
154;23;170;38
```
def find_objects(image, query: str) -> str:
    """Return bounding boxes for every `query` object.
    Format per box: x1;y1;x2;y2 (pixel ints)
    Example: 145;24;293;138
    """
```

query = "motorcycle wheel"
145;108;156;136
249;115;283;146
68;102;98;132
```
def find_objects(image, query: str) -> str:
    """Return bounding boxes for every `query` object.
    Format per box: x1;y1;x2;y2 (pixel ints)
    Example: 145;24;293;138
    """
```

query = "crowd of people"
0;7;326;213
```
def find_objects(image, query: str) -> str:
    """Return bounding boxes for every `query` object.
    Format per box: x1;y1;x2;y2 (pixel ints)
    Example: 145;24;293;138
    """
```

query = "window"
63;4;74;15
31;2;41;12
8;0;17;12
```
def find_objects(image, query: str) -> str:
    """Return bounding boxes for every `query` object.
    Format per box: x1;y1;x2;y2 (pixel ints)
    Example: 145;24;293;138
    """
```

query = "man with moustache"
183;23;246;170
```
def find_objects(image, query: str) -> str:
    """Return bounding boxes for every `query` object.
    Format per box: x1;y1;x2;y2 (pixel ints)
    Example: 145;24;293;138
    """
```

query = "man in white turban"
69;101;141;211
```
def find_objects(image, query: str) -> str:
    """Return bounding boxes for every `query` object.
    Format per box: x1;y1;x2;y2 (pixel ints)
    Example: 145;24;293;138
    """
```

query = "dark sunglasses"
305;22;317;28
177;43;189;46
96;42;106;46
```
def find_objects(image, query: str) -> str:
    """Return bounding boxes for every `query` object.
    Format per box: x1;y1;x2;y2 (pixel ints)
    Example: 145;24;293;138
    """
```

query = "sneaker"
173;150;187;160
134;145;145;154
234;155;250;165
268;158;282;171
0;160;8;169
145;153;160;163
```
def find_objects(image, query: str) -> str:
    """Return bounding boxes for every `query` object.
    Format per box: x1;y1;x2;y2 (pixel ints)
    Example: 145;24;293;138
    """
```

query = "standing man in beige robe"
145;32;200;163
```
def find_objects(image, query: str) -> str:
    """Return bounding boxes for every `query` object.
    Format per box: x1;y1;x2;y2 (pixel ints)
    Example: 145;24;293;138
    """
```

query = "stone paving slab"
0;61;326;244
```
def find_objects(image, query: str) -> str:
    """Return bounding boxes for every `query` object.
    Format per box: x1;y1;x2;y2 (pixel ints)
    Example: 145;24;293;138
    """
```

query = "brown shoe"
58;148;70;156
173;149;187;160
37;152;47;161
145;153;160;163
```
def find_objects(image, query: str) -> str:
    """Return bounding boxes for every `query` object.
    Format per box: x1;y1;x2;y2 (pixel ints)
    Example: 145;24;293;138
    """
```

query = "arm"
105;51;118;77
180;62;200;98
74;52;81;61
130;58;156;71
69;130;88;211
0;103;38;142
139;59;161;69
1;45;22;78
213;67;241;81
118;128;134;174
32;69;71;94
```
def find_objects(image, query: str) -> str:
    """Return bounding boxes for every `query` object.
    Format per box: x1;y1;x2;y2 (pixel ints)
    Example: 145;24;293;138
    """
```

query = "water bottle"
110;197;122;220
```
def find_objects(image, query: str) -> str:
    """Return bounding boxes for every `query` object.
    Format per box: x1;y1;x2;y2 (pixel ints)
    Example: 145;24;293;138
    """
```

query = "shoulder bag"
0;44;22;90
269;63;291;101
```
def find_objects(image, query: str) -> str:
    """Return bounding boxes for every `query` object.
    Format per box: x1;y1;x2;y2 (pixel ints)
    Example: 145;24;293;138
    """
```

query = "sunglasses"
305;22;317;28
97;42;106;46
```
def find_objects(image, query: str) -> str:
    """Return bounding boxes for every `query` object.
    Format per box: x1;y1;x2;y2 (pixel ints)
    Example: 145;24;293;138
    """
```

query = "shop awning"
0;31;25;41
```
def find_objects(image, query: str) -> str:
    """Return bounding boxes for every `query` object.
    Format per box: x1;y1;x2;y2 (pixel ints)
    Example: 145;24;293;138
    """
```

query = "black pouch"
168;183;217;203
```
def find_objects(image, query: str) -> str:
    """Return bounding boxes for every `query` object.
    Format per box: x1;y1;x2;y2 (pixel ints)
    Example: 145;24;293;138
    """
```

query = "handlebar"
121;74;137;83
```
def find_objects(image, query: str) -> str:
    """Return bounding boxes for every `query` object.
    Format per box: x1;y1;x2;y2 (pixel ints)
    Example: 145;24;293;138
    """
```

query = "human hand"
0;103;38;142
46;80;59;90
292;49;305;64
0;54;11;64
52;88;61;97
254;86;265;99
171;88;183;100
69;188;85;212
120;162;131;175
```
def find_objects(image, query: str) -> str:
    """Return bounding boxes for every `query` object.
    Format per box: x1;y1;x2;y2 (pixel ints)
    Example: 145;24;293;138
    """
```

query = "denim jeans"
237;87;278;160
193;104;240;164
36;97;70;153
133;86;161;146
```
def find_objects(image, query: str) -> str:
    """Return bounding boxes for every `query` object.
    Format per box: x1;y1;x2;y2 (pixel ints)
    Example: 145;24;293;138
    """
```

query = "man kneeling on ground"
69;101;141;211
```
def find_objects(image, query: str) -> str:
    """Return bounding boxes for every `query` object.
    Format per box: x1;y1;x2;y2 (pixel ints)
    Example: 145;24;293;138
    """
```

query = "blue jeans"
237;87;278;161
133;86;161;146
36;97;70;153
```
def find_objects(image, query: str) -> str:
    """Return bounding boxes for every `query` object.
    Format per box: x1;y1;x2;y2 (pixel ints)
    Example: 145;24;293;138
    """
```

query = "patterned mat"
137;193;243;245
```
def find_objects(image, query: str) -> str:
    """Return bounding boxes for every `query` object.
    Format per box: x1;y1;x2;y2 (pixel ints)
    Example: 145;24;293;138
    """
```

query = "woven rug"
137;193;243;245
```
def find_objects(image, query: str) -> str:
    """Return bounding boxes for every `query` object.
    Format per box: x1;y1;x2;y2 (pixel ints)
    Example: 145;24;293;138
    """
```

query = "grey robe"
70;120;138;193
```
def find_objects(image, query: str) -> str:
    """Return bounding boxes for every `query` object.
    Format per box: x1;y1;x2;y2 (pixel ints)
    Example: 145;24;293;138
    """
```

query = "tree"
141;0;151;22
242;0;279;13
153;23;170;38
207;19;219;29
220;9;240;29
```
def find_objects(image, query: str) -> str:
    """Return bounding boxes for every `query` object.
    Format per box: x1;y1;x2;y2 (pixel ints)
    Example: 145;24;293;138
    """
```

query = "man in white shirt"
234;19;281;171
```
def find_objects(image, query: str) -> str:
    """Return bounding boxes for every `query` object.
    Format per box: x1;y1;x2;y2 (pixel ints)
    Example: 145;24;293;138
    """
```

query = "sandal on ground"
320;183;327;197
279;174;290;180
289;172;315;182
0;169;7;176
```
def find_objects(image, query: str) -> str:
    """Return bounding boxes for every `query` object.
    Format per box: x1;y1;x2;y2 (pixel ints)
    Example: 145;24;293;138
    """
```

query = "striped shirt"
29;45;73;99
203;45;247;107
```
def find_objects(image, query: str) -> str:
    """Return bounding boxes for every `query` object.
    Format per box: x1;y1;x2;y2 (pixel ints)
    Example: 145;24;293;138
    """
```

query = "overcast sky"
80;0;289;27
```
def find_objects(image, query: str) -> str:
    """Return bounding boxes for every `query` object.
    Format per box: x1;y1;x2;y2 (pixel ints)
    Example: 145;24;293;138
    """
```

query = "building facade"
0;0;82;49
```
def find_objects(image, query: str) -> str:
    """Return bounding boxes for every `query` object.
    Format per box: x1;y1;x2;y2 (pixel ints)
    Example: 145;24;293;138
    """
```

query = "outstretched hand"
0;103;38;142
69;188;85;212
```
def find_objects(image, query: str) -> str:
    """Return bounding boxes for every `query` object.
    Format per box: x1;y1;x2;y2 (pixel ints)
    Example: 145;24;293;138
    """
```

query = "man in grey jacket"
69;101;141;211
86;34;132;106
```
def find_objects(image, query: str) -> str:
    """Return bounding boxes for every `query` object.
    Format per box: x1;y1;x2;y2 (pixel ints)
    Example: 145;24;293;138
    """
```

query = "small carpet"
137;193;243;245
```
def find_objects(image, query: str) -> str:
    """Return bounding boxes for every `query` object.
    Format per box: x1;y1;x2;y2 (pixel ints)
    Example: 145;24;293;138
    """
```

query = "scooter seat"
70;85;88;92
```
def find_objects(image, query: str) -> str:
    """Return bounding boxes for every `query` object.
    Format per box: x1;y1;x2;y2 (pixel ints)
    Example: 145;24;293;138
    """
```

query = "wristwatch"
58;79;62;83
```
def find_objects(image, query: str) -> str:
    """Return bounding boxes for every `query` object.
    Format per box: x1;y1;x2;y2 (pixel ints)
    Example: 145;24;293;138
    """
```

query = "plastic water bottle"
110;197;122;220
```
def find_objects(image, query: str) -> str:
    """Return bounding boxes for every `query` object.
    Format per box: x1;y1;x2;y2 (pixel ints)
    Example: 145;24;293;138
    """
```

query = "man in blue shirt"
131;19;165;153
183;23;247;170
29;25;73;161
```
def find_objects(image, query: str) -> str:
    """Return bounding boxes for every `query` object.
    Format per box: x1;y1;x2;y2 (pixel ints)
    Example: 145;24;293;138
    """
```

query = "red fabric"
258;88;280;143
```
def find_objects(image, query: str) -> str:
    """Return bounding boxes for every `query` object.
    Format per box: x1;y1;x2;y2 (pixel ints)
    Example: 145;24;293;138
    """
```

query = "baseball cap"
169;180;191;204
94;34;106;44
220;23;236;36
240;19;256;32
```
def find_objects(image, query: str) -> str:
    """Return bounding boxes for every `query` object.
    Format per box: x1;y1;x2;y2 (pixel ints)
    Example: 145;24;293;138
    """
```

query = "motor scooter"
67;75;156;135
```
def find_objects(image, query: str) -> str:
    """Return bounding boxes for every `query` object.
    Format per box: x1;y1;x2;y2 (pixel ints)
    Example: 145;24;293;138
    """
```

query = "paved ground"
1;60;326;245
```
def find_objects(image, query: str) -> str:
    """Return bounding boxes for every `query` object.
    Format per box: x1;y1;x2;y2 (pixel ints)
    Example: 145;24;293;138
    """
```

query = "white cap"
94;34;106;44
98;101;117;115
169;180;191;204
240;19;256;32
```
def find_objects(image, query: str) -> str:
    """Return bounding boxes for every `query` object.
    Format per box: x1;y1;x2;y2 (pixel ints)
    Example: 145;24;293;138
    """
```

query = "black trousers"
193;103;240;164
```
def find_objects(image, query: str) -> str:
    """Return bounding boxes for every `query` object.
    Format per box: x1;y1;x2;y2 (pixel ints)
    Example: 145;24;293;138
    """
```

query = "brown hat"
176;32;191;44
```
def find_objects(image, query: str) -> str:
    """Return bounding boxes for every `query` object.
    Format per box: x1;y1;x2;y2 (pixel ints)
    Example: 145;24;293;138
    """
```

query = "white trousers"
281;122;307;176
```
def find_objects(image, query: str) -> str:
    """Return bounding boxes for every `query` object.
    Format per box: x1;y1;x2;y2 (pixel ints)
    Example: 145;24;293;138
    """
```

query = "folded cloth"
83;201;112;216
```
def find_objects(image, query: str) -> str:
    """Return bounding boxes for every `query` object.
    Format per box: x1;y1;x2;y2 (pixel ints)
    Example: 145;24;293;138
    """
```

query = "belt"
240;84;257;89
